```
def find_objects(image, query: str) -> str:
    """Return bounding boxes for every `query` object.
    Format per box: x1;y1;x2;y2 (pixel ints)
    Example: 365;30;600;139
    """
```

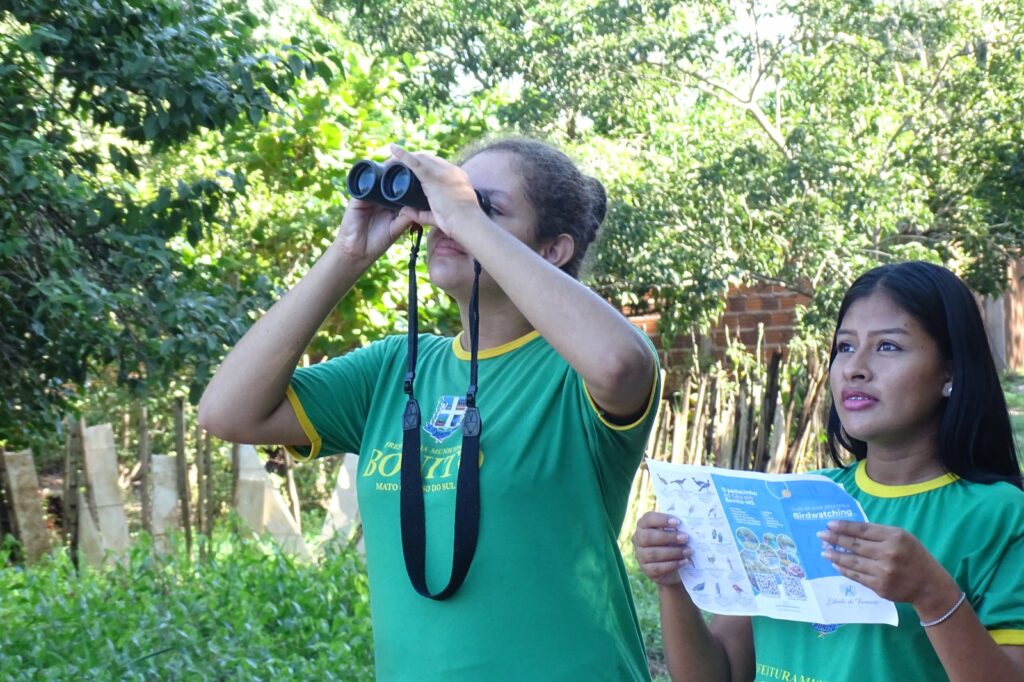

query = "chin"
427;263;470;298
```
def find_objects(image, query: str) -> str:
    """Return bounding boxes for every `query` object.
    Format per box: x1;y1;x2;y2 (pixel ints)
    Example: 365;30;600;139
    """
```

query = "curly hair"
461;137;606;279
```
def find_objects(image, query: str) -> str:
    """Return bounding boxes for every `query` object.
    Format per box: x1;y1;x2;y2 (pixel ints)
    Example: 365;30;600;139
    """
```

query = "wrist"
912;577;963;623
442;209;497;250
325;240;375;273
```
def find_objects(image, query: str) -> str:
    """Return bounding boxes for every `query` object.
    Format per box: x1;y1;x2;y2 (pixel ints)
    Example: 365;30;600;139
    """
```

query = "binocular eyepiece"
346;160;491;214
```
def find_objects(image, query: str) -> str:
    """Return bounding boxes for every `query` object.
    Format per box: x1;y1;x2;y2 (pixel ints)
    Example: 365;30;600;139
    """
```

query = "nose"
841;347;871;382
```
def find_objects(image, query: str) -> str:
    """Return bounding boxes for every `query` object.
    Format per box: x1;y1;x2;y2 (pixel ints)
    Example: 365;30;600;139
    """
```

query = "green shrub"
0;531;374;680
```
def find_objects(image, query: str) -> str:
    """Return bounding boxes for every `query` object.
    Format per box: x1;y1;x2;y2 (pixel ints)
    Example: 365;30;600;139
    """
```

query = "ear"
539;233;575;269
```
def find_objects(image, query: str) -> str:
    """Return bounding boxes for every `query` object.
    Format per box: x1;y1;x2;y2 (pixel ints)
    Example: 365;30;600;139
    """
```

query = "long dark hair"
826;261;1022;489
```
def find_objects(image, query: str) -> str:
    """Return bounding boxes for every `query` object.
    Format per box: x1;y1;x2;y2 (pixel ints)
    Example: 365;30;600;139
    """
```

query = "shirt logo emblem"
424;395;467;443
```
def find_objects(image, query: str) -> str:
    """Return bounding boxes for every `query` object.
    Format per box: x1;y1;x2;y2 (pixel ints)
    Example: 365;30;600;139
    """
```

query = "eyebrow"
477;188;512;201
835;328;910;337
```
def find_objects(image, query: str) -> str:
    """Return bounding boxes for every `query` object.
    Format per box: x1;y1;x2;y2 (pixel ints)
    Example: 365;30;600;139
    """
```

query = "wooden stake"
174;398;192;558
203;430;214;535
195;418;205;542
231;443;240;509
0;449;52;562
63;417;84;559
753;352;782;472
138;403;151;534
283;450;301;534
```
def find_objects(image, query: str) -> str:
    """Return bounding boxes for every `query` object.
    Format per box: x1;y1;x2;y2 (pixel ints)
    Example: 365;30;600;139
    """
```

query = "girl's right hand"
632;511;692;587
333;196;415;266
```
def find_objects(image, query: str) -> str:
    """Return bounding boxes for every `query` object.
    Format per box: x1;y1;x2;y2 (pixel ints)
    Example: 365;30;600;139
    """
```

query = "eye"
877;340;901;351
836;341;854;353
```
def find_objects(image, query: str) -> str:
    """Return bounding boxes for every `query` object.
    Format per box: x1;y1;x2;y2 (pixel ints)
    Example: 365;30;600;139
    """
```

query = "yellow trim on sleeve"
854;460;959;498
284;385;321;462
584;352;661;431
991;630;1024;646
451;330;541;360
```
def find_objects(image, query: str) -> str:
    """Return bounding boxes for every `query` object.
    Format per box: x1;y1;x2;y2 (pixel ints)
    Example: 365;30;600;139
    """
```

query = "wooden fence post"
195;417;206;551
63;417;84;561
150;454;179;557
203;430;213;535
0;449;52;562
174;398;192;559
753;352;782;472
283;451;301;535
138;403;151;534
82;424;131;564
231;443;241;509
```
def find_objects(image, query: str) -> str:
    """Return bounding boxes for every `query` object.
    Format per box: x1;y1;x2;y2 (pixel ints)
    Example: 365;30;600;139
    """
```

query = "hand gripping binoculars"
345;160;491;214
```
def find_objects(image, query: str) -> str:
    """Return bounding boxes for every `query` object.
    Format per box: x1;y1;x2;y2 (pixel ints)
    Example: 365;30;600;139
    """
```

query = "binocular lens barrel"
346;160;400;208
345;159;491;215
381;165;429;210
353;165;377;196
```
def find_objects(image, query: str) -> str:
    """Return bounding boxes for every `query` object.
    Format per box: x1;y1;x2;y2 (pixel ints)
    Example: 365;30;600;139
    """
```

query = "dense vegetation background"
2;0;1022;678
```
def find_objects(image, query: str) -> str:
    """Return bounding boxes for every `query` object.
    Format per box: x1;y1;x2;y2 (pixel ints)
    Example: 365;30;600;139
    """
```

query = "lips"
431;237;467;257
840;389;878;411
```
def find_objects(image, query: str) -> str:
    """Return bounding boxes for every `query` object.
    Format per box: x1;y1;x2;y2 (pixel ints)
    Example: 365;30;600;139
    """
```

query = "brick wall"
633;259;1024;375
630;284;810;371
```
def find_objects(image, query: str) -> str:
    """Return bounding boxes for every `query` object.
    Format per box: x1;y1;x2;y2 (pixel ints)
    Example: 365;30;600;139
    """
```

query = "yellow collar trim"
854;460;959;498
451;330;541;360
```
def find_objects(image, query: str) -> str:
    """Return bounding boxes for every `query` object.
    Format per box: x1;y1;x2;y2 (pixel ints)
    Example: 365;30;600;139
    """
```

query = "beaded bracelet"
920;591;967;628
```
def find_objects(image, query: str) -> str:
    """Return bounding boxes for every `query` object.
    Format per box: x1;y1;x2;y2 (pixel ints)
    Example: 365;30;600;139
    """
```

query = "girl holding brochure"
633;261;1024;681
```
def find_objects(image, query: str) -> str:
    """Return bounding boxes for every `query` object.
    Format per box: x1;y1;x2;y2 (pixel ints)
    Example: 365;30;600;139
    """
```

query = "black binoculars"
346;160;491;214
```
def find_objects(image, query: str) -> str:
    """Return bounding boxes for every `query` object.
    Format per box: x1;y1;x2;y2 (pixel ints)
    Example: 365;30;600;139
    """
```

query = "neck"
864;434;945;485
457;292;534;351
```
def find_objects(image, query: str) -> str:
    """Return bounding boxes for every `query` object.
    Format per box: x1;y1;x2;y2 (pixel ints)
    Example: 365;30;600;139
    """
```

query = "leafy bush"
0;531;374;680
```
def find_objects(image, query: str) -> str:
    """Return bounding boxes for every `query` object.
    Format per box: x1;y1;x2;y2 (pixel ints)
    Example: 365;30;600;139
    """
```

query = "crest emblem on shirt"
810;622;844;638
424;395;467;443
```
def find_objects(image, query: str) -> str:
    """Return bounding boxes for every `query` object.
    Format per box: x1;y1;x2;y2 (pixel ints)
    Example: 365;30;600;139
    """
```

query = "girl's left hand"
818;520;956;608
388;145;487;242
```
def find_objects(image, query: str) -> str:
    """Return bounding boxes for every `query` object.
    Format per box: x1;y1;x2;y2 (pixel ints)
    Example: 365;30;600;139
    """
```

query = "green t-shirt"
286;330;660;681
752;460;1024;682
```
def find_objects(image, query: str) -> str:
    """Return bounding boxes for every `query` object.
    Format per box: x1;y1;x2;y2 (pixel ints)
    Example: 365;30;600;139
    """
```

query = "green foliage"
0;533;374;680
588;0;1024;344
330;0;728;137
0;0;498;452
329;0;1024;351
0;0;319;446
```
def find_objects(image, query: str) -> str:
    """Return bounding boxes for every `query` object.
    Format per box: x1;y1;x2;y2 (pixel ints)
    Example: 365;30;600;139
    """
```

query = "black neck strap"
400;228;482;600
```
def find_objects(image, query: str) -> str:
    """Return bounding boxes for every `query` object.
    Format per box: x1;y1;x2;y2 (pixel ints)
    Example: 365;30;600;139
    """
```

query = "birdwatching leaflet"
646;460;898;626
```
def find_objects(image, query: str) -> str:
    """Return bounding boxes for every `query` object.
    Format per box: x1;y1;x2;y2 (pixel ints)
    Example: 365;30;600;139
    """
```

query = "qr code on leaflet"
753;572;779;597
782;573;807;601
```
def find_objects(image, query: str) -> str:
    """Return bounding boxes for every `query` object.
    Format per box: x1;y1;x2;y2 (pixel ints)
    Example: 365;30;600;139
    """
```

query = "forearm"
918;592;1024;680
659;584;735;682
461;220;654;414
198;245;370;440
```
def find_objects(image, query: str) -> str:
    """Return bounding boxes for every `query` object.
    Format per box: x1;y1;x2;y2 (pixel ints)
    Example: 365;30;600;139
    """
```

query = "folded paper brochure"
646;459;898;626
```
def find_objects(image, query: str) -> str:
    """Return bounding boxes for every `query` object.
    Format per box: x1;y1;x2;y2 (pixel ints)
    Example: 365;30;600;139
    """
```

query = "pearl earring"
943;385;952;398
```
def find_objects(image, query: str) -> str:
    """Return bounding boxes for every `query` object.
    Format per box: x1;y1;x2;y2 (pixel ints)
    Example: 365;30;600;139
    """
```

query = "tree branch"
658;67;794;161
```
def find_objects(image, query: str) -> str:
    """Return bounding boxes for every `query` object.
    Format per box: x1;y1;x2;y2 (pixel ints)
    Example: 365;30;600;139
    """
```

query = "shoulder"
954;478;1024;516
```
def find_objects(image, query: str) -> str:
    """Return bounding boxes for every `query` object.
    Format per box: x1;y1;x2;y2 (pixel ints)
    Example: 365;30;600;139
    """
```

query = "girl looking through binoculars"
199;138;661;680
